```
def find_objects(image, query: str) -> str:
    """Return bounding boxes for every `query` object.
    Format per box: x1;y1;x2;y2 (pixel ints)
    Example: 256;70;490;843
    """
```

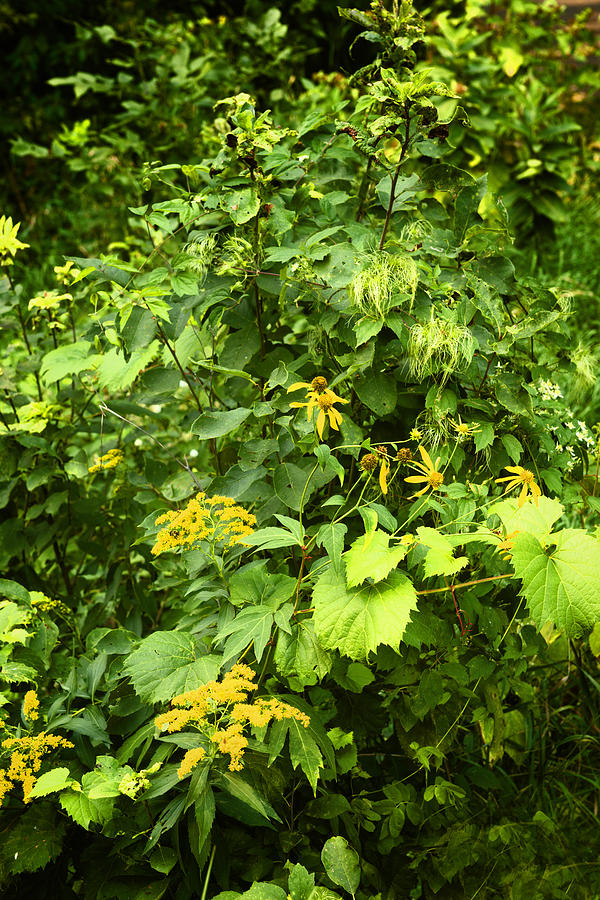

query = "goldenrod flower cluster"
30;591;71;618
0;732;74;806
151;493;256;556
23;690;39;722
155;664;309;777
88;448;124;473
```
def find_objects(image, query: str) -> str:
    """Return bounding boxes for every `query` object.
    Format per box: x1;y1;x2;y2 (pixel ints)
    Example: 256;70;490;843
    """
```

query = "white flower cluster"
537;379;562;401
575;420;595;450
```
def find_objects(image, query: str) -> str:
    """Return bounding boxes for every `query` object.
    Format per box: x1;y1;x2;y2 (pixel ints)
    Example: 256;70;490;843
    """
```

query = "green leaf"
121;306;156;350
321;836;360;895
511;529;600;635
59;788;115;830
354;373;397;417
474;422;494;452
489;496;563;540
316;522;347;573
416;527;468;578
344;530;407;587
28;767;74;798
123;632;220;703
220;188;260;224
217;603;277;663
244;527;302;550
190;407;252;440
215;771;281;824
288;863;317;900
40;341;93;384
0;803;66;874
96;343;159;391
229;564;296;608
275;621;332;687
312;567;417;659
501;434;523;464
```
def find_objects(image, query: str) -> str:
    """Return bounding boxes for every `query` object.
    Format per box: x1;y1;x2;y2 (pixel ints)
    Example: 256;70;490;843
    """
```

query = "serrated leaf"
220;188;260;225
228;563;296;609
0;804;66;874
344;530;407;587
416;527;468;578
489;496;563;540
275;621;331;687
244;527;302;550
321;836;360;895
28;767;74;798
59;788;115;830
218;604;276;663
123;632;220;703
40;341;93;384
96;343;159;391
313;567;417;659
316;522;347;573
511;529;600;635
215;770;281;824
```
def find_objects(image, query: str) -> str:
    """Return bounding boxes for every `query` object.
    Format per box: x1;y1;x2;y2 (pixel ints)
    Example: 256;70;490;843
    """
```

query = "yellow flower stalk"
155;665;309;776
404;446;444;498
151;492;256;556
88;448;124;473
288;375;349;439
495;466;541;507
23;691;39;722
0;732;74;806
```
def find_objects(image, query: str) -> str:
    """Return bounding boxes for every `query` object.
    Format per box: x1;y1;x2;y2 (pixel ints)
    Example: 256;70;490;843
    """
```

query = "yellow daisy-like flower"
288;376;348;439
409;428;423;441
451;417;480;441
495;466;541;507
404;446;444;498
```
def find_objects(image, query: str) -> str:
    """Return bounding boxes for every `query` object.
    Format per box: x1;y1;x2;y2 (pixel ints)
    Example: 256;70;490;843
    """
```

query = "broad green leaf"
0;804;66;874
123;632;220;703
275;621;332;687
0;601;31;643
59;788;115;829
288;863;317;900
321;836;360;895
511;529;600;635
28;768;74;798
244;527;302;550
218;603;277;662
0;579;31;604
228;564;296;608
267;714;324;794
40;341;93;384
96;343;159;391
354;373;397;417
489;496;563;540
344;531;407;587
191;407;251;439
501;434;523;464
313;568;417;659
416;527;468;578
220;188;260;224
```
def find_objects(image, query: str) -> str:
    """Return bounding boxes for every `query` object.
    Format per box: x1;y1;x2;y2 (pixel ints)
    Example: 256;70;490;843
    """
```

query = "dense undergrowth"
1;1;600;898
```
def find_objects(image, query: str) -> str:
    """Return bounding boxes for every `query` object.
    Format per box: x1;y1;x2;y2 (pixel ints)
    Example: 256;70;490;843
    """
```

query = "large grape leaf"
511;529;600;635
123;633;220;703
416;527;468;578
312;567;417;659
274;620;331;687
344;530;407;587
489;496;563;540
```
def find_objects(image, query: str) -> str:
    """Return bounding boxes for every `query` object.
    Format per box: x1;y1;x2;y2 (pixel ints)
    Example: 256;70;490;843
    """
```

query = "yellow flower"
495;466;541;507
496;530;520;561
177;747;206;779
0;215;29;265
151;493;256;556
404;446;444;498
288;377;349;439
409;428;423;441
23;691;39;722
88;448;123;473
451;417;480;441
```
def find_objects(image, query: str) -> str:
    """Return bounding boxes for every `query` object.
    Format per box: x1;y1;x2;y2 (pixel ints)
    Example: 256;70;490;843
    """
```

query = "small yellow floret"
23;690;39;722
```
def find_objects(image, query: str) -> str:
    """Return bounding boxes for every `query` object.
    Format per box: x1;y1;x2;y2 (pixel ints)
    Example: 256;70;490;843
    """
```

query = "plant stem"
416;573;510;597
378;105;411;250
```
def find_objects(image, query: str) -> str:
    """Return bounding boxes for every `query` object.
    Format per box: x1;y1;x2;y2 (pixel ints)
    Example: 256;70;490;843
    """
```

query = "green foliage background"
1;1;600;898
